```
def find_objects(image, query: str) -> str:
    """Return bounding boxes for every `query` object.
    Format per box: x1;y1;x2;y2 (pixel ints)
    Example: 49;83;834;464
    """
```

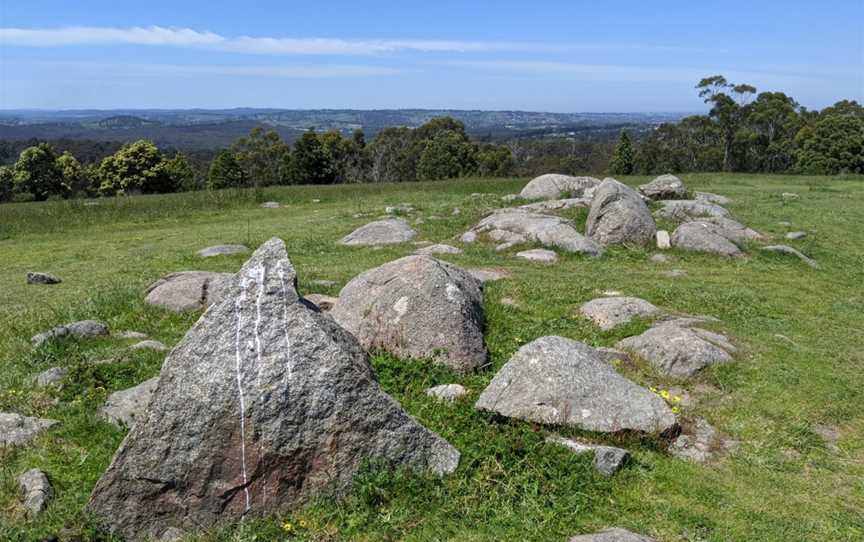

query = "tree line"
0;117;513;202
608;75;864;176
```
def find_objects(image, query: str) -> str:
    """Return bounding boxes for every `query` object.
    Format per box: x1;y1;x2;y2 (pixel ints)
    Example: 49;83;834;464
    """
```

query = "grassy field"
1;174;862;541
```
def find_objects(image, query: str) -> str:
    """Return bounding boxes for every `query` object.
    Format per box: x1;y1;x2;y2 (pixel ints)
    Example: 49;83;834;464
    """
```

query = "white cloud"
0;26;552;55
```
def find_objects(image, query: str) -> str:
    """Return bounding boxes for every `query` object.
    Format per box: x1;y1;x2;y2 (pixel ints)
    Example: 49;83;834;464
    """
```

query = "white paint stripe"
233;273;251;514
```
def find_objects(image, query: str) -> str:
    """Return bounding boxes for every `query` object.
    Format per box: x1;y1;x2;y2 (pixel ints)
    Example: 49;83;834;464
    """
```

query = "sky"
0;0;862;112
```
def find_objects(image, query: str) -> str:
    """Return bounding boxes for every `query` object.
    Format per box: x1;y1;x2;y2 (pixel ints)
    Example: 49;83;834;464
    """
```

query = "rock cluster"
461;208;603;256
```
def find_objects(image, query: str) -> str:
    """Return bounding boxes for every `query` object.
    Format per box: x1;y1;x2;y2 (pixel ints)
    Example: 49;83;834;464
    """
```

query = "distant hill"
0;109;690;149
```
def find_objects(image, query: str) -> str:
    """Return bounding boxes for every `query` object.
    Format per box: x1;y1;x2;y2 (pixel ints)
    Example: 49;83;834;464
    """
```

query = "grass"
1;174;863;541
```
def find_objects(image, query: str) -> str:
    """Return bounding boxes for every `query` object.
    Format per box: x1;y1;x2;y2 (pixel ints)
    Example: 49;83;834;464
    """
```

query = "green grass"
1;174;863;541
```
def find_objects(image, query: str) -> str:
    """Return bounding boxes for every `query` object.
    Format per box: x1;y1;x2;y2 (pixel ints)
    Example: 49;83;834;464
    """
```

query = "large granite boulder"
475;337;677;434
639;174;688;200
579;297;660;330
338;218;416;246
671;221;743;257
461;209;603;256
99;377;160;428
519;174;601;200
586;178;656;246
654;200;731;221
0;413;59;446
31;320;109;348
569;528;657;542
88;239;458;541
331;255;486;373
144;271;233;313
616;323;735;377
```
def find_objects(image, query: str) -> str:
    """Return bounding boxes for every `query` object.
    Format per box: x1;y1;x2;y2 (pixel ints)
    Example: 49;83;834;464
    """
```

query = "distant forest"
1;76;861;202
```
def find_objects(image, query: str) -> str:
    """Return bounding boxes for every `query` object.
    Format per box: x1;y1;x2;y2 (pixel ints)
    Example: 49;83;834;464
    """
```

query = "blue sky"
0;0;861;112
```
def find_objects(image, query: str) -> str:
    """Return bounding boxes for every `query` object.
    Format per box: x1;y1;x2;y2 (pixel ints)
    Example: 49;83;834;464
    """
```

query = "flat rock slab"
694;191;732;205
546;435;630;476
462;209;603;256
331;255;486;373
617;324;734;378
144;271;233;313
654;200;731;221
671;221;743;257
415;243;463;255
197;244;249;258
520;174;600;200
304;293;338;312
99;377;159;428
467;268;512;283
26;272;62;285
518;198;591;212
0;413;59;447
115;330;148;340
338;218;417;246
785;231;806;240
426;384;468;402
639;174;688;200
476;336;677;434
87;239;458;542
515;248;558;263
586;178;657;246
580;297;661;330
32;320;109;348
33;367;68;387
762;245;818;268
669;417;738;463
17;469;52;515
130;340;169;353
570;528;657;542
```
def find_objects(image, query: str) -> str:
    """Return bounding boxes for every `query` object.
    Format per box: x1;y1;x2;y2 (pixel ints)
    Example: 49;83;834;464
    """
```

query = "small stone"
33;367;68;387
762;245;818;268
311;199;321;203
495;242;517;252
781;192;799;199
115;330;148;340
515;248;558;263
196;244;249;258
569;528;657;542
669;417;736;463
425;384;467;402
99;377;159;428
17;469;52;515
546;435;630;476
129;340;169;353
260;201;280;208
26;272;62;285
304;293;338;312
385;203;414;214
31;320;110;348
460;231;478;243
650;254;670;264
656;230;671;249
0;413;59;446
415;243;463;255
785;231;806;240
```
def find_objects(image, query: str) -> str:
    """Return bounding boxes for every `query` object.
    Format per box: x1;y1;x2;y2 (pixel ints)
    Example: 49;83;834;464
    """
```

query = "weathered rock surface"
569;528;657;542
0;413;59;447
26;272;62;285
462;209;603;256
546;435;630;476
467;268;512;283
33;367;68;387
87;239;459;542
415;243;463;255
331;255;486;372
669;417;738;463
31;320;110;347
338;218;416;246
671;221;743;257
654;200;731;221
762;245;818;268
475;337;677;434
518;198;591;212
586;178;656;246
639;174;688;200
145;271;233;313
304;293;338;312
515;248;558;263
785;231;806;240
426;384;468;402
17;469;52;515
656;230;671;249
519;174;600;200
697;216;763;242
695;191;733;205
580;297;661;330
616;324;734;377
129;340;169;352
99;377;159;428
197;244;249;258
